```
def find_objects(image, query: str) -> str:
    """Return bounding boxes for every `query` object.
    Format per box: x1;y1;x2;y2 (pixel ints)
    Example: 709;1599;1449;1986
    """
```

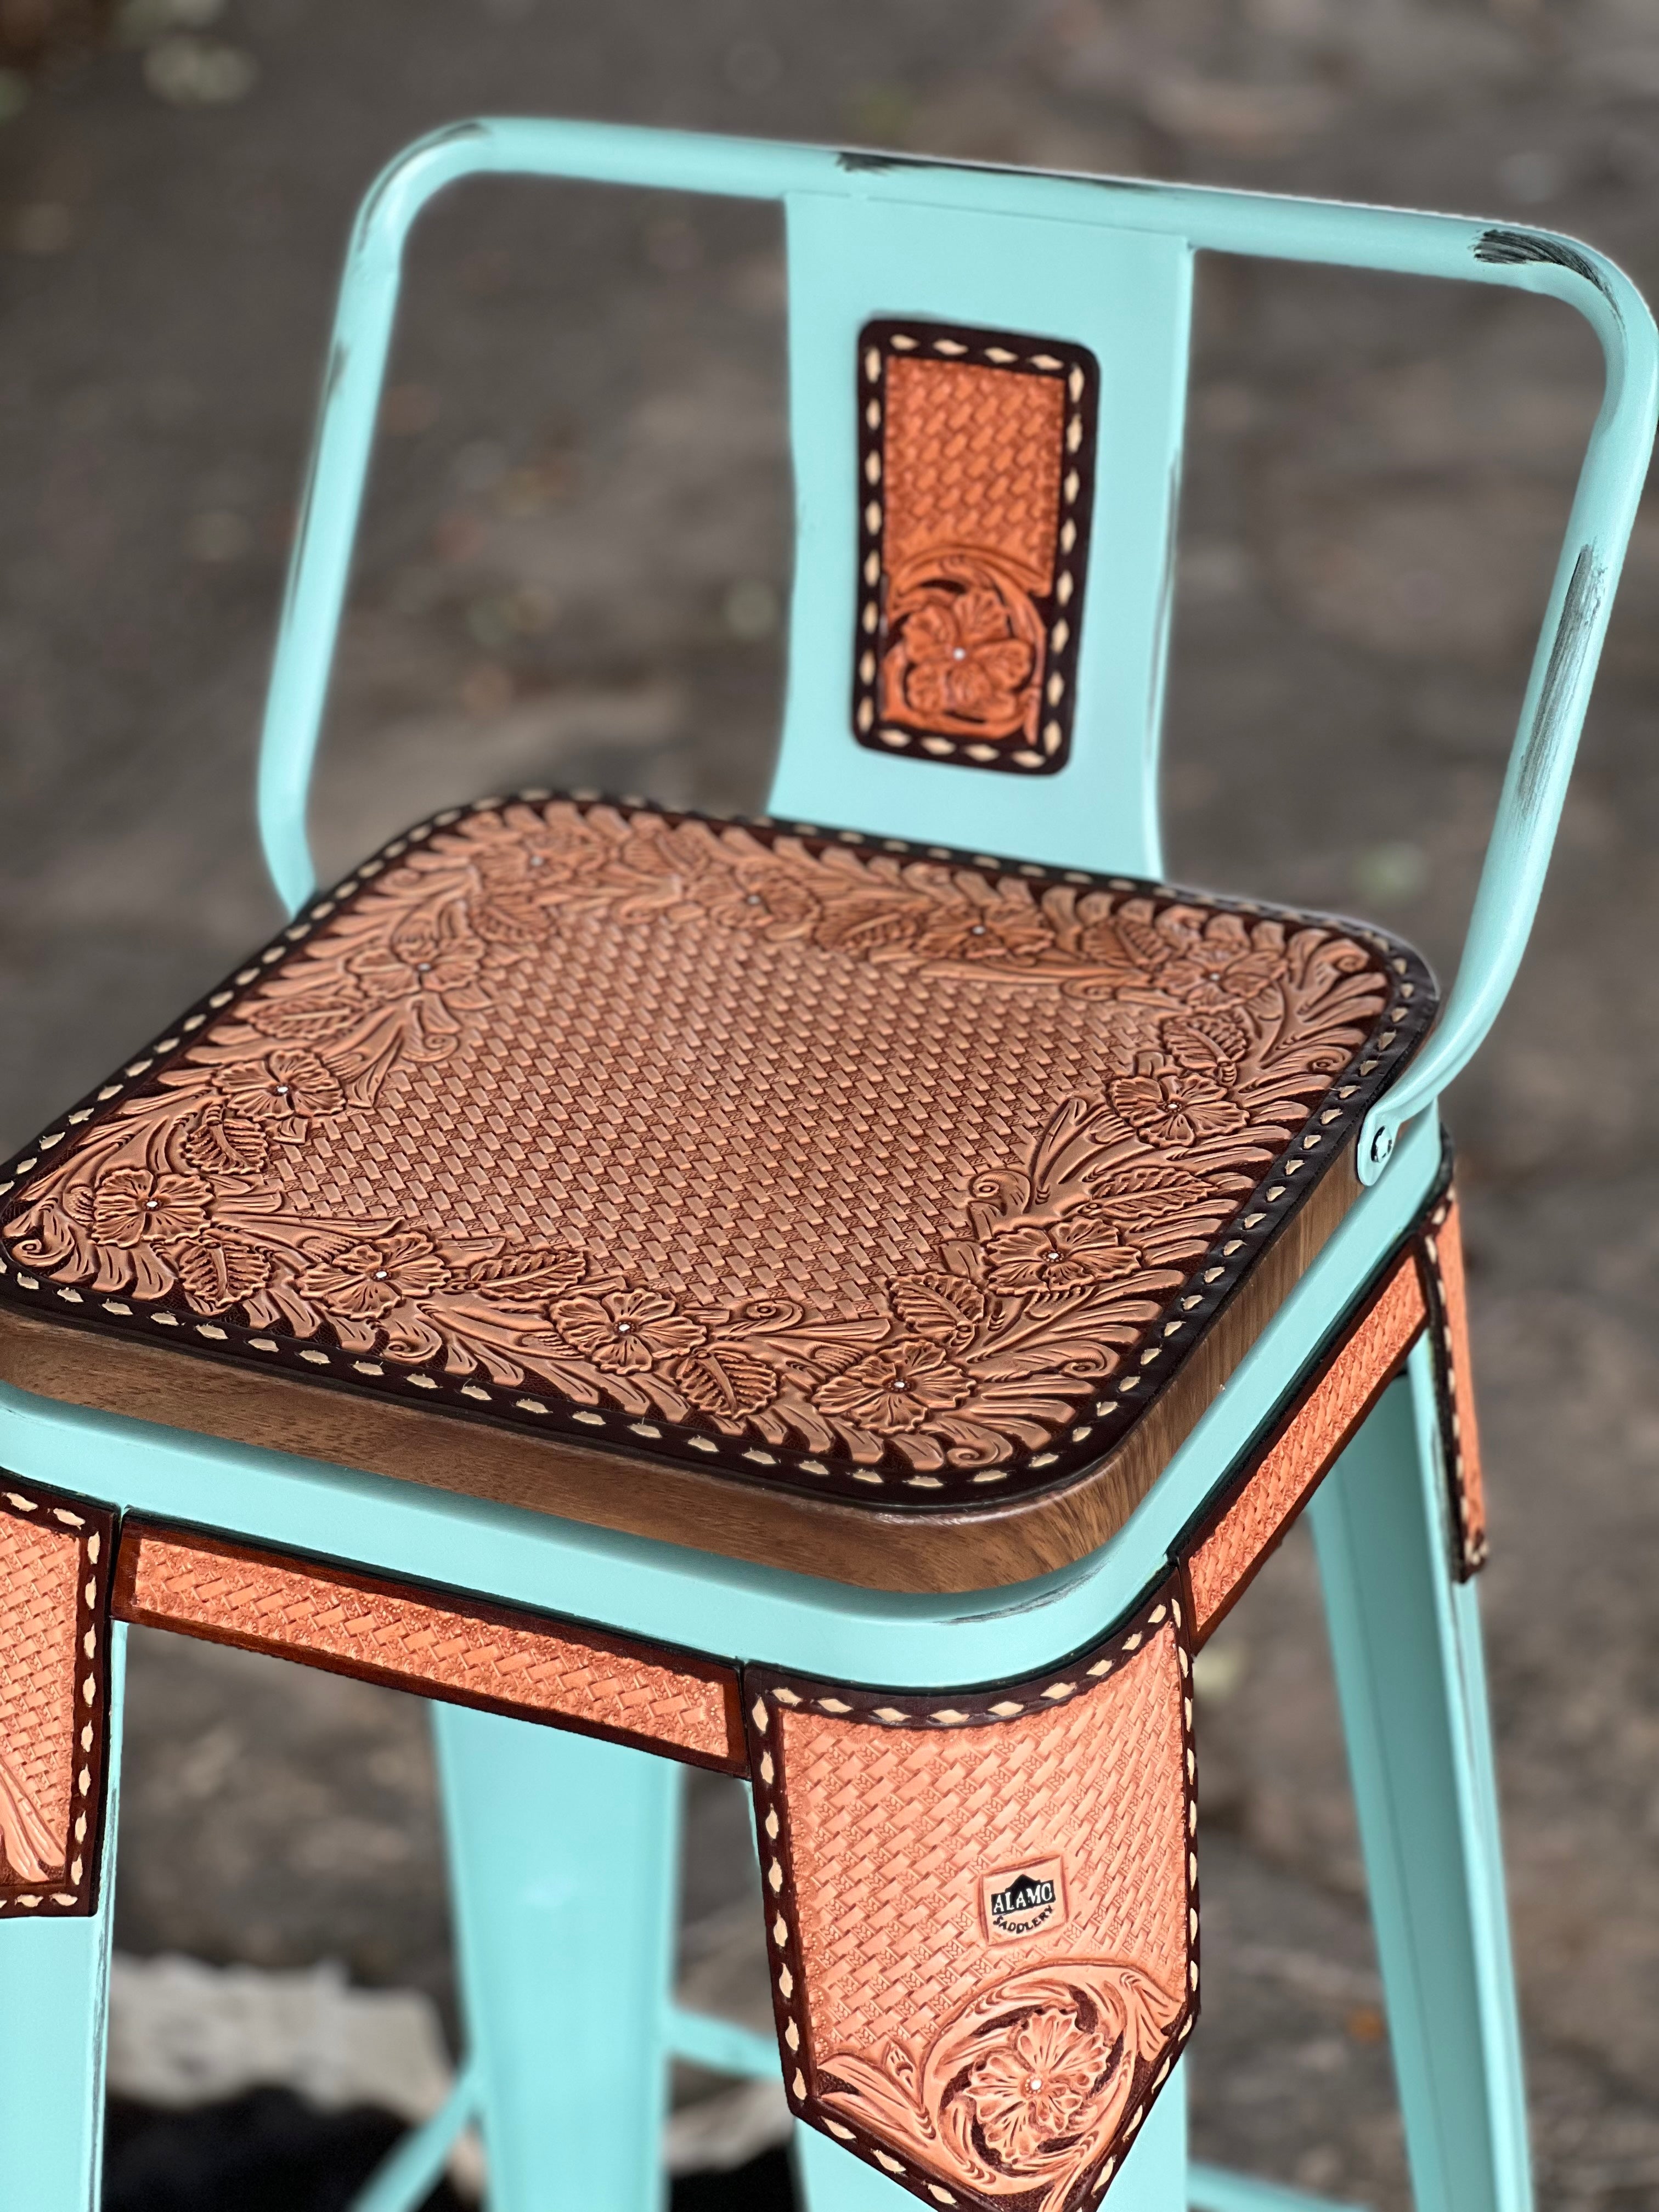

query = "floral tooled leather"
854;323;1097;775
0;797;1430;1506
746;1580;1196;2210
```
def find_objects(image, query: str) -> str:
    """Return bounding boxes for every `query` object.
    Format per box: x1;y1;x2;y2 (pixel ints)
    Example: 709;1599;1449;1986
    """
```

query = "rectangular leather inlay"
1423;1190;1488;1577
746;1580;1196;2211
1186;1250;1427;1644
0;1478;115;1916
114;1523;743;1772
854;321;1098;775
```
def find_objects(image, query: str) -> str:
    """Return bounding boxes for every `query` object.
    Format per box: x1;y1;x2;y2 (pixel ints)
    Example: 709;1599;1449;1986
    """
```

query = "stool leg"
792;2056;1187;2210
433;1705;682;2211
1308;1343;1532;2212
0;1620;125;2210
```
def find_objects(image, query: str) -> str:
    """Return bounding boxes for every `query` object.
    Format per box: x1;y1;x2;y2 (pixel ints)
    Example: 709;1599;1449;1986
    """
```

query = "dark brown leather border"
1172;1147;1452;1647
851;318;1100;777
0;1136;1362;1592
1419;1178;1489;1579
111;1518;745;1774
1183;1250;1426;1650
743;1573;1197;2211
0;798;1435;1573
0;1474;116;1918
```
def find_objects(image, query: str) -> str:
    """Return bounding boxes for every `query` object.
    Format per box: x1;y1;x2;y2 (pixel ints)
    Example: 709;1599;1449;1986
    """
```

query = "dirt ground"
5;1;1659;2204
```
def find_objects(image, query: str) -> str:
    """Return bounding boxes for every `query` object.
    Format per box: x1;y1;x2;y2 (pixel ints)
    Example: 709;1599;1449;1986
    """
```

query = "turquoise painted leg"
0;1621;124;2212
432;1705;682;2211
793;2056;1187;2210
1308;1344;1531;2212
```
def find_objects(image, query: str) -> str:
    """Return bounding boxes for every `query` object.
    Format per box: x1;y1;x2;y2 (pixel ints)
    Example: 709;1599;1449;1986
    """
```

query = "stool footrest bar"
1189;2161;1368;2212
665;2005;782;2081
346;2055;480;2212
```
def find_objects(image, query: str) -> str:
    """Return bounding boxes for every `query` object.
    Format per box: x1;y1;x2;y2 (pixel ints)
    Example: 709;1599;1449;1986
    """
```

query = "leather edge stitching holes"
741;1572;1199;2209
0;795;1435;1508
0;1475;115;1919
851;320;1099;778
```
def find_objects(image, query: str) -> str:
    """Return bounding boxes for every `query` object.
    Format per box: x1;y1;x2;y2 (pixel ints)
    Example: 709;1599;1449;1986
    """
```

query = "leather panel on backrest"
773;184;1193;876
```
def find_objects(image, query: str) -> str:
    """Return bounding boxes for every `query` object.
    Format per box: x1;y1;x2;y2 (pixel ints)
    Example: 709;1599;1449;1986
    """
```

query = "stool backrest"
255;121;1656;1180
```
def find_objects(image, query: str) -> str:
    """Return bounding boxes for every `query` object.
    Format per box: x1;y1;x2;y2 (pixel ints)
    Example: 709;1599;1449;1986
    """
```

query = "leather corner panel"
0;1477;115;1916
745;1578;1197;2209
1182;1247;1428;1646
0;795;1435;1573
112;1521;744;1774
1420;1189;1487;1578
853;320;1098;776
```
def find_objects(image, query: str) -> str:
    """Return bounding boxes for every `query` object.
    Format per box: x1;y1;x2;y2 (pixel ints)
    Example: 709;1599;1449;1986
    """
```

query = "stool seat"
0;792;1431;1592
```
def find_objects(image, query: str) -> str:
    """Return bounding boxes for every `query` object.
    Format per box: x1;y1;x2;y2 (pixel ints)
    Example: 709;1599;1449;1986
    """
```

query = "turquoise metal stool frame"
0;121;1652;2212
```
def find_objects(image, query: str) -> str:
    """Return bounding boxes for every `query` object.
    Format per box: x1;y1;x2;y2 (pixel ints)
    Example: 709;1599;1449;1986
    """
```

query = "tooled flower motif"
1165;946;1286;1011
985;1210;1144;1295
467;815;612;942
1120;908;1288;1012
821;1956;1188;2210
347;906;488;1010
297;1229;450;1322
894;590;1035;727
1110;1058;1248;1150
88;1166;212;1248
914;893;1054;966
494;814;610;885
816;1339;972;1433
962;2008;1117;2165
214;1047;344;1136
698;860;822;936
550;1285;707;1375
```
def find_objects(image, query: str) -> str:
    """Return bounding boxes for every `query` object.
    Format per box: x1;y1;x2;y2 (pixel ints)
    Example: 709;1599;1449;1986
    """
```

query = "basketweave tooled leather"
114;1519;743;1773
852;321;1098;775
744;1577;1197;2211
0;1477;115;1916
1183;1235;1430;1645
0;794;1433;1525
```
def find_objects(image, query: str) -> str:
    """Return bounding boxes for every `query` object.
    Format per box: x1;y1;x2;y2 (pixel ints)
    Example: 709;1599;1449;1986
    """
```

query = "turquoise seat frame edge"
3;119;1654;2212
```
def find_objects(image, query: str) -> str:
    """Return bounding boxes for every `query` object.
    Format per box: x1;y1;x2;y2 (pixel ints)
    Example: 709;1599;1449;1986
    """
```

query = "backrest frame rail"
254;118;1657;1187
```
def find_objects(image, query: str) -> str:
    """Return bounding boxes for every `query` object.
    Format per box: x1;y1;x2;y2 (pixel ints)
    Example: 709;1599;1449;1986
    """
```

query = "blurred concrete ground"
4;0;1659;2203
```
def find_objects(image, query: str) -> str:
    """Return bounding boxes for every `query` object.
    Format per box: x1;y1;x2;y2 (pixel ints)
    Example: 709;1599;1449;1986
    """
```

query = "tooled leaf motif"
673;1341;781;1419
172;1235;273;1316
0;800;1395;1481
184;1104;270;1178
466;1244;588;1304
0;1744;60;1884
889;1272;989;1350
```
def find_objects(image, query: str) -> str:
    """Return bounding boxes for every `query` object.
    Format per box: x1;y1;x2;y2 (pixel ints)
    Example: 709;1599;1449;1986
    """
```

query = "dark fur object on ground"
103;2092;797;2212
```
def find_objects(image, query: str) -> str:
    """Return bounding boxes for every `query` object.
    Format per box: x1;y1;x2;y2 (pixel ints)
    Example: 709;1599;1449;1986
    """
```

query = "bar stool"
0;121;1651;2212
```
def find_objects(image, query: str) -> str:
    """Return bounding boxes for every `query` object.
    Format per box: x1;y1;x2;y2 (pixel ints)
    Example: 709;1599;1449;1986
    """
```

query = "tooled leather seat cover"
0;795;1432;1547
